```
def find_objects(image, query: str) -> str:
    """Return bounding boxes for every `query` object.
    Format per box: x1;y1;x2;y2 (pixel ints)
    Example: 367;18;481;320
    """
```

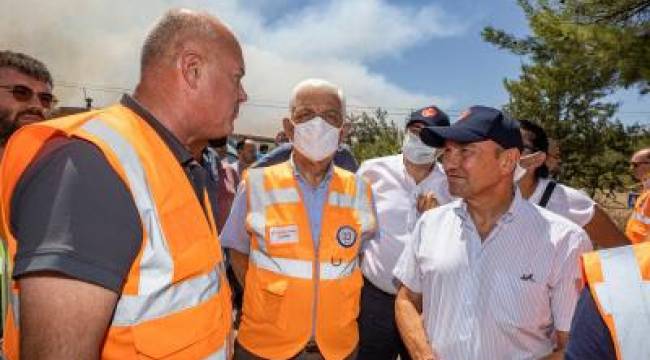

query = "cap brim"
420;126;485;147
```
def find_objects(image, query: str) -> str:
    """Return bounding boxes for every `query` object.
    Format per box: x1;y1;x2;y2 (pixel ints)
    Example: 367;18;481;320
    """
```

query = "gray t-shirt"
10;95;219;293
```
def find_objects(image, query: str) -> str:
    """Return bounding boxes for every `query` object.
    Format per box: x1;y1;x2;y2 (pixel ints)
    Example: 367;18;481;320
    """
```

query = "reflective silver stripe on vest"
250;249;357;280
81;119;225;328
9;291;19;326
593;246;650;359
204;344;227;360
82;119;173;294
329;191;354;208
247;168;269;253
632;211;650;225
112;264;222;326
354;178;375;234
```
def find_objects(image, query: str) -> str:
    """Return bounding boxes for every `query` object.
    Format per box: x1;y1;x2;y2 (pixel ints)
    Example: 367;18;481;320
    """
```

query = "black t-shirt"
10;95;219;293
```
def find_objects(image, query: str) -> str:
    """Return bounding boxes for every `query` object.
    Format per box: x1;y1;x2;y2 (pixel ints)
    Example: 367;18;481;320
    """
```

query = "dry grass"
594;191;634;231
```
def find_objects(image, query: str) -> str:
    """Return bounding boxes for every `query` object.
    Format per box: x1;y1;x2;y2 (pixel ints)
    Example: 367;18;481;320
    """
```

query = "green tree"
347;108;404;163
482;0;641;195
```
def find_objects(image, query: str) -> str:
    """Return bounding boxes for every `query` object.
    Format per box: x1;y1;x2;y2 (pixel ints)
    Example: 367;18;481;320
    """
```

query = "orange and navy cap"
406;105;450;128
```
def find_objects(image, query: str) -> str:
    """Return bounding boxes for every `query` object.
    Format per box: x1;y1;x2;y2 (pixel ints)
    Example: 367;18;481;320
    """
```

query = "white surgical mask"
291;116;340;162
513;162;527;183
402;131;437;165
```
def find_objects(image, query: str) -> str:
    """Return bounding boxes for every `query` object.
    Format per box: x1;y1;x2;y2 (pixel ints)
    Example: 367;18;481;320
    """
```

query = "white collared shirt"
394;190;592;360
527;178;596;227
359;154;452;294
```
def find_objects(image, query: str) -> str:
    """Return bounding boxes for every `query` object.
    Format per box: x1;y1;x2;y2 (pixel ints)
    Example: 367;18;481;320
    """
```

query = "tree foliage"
482;0;648;195
347;108;404;163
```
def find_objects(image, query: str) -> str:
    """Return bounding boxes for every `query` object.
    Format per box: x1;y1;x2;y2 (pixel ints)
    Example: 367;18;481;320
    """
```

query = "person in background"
516;119;628;248
394;106;591;360
275;128;289;145
258;143;269;159
234;137;257;176
221;78;376;360
0;9;246;359
0;50;55;340
356;105;452;360
624;148;650;244
0;50;56;156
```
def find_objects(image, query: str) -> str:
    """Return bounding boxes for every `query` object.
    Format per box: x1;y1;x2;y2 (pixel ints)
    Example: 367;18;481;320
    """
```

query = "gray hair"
289;78;346;114
140;8;224;72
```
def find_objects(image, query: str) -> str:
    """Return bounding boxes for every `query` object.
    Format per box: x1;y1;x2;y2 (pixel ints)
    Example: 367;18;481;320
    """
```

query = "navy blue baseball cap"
420;105;524;150
406;105;450;128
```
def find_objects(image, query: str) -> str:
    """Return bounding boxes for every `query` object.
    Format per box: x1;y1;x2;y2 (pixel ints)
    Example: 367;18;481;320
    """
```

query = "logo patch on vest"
269;225;299;245
336;226;357;248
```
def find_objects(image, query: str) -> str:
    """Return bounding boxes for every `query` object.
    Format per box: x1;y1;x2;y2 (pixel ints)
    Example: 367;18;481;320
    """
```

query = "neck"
133;83;205;160
293;151;331;187
518;173;538;199
403;157;435;184
465;180;515;240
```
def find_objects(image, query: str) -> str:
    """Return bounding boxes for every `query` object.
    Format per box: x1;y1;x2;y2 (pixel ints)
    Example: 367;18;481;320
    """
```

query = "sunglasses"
0;84;58;109
631;161;650;168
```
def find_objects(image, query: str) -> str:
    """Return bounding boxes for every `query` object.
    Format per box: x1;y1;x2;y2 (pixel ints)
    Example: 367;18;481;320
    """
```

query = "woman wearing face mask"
515;119;628;248
356;106;453;360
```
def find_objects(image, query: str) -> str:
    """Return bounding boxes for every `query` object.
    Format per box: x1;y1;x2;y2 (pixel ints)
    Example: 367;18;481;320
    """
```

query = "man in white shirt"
394;106;592;360
516;119;628;248
357;106;452;360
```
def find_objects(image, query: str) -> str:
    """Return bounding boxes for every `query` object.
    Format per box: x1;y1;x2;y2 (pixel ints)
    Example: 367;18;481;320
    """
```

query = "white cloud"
0;0;463;136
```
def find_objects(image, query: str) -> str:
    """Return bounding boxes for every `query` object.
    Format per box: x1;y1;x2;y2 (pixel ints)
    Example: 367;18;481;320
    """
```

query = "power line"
53;81;649;118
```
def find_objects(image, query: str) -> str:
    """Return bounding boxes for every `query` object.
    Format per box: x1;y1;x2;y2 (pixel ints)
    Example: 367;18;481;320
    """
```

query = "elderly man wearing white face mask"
221;78;377;360
356;106;452;360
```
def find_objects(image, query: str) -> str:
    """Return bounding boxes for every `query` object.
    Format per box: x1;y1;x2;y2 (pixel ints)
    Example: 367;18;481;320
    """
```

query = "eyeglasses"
631;162;650;168
0;84;58;109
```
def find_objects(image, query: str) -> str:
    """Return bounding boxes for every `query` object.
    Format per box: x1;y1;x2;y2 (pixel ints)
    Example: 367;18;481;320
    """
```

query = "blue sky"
3;0;646;134
367;0;648;124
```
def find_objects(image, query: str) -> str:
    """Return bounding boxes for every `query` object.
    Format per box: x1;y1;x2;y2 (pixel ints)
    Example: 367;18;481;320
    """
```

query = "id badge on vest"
269;225;299;245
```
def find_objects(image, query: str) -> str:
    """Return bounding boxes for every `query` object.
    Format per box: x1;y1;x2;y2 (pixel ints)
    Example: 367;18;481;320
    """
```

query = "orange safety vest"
0;104;232;359
625;190;650;244
236;161;376;360
581;243;650;359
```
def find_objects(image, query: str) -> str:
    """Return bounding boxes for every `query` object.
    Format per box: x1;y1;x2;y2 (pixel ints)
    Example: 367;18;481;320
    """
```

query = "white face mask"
402;131;437;165
291;116;340;162
513;162;527;183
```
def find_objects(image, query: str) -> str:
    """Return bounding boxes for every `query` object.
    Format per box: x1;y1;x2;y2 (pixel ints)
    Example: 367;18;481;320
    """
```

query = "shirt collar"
289;153;334;189
400;155;445;187
453;186;523;225
120;94;195;166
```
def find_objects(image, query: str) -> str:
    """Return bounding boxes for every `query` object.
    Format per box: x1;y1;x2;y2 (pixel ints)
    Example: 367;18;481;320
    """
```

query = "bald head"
140;8;239;73
631;148;650;182
134;8;247;157
632;148;650;162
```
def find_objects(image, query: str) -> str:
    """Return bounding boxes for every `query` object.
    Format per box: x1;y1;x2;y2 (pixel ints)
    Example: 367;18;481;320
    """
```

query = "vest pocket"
132;292;226;358
337;271;363;327
259;279;288;325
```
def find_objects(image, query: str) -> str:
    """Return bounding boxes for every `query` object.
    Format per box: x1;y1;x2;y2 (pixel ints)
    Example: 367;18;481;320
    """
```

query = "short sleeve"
10;138;142;293
548;228;592;331
393;218;424;293
219;182;251;254
563;185;596;227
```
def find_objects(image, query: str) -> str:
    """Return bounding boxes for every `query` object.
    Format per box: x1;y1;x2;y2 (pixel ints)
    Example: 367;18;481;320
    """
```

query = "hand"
416;192;438;213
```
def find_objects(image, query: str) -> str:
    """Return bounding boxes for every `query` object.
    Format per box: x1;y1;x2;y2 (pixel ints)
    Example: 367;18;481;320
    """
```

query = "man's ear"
282;117;294;141
501;148;521;174
179;50;203;90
